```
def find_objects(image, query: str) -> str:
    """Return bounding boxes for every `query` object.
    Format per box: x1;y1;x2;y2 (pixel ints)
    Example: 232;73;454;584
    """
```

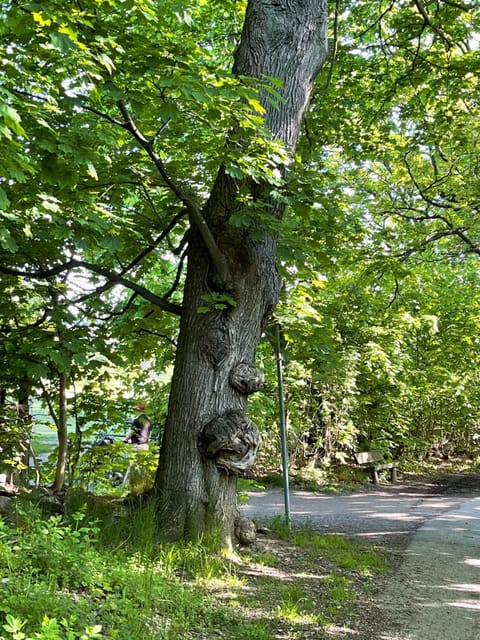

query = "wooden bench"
354;451;398;485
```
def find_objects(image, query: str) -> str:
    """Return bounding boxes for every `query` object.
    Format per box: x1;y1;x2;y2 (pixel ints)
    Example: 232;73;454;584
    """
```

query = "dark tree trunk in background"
154;0;329;546
42;372;69;492
53;371;68;492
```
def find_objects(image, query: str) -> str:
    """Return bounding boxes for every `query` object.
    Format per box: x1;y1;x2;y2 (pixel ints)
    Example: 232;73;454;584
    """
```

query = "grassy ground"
223;520;387;639
30;423;59;456
0;493;387;640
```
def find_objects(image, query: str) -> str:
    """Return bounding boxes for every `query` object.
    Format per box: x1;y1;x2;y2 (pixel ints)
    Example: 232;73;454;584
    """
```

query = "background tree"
257;0;480;471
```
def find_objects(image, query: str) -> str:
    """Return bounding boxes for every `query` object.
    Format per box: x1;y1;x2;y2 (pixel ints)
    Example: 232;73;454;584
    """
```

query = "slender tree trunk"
53;371;68;492
154;0;329;546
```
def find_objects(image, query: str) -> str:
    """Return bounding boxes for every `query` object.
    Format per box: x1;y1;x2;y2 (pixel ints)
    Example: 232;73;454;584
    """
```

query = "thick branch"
0;260;182;316
452;228;480;257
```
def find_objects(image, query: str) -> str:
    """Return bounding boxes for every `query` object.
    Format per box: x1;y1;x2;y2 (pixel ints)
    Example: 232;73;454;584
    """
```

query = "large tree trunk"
154;0;328;546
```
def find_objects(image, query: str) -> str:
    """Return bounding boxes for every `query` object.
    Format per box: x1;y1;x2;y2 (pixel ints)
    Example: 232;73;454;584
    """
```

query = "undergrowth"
0;492;387;640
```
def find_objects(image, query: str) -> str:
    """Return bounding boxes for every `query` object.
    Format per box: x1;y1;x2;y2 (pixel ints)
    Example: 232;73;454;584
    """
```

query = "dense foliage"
1;0;480;490
264;0;480;468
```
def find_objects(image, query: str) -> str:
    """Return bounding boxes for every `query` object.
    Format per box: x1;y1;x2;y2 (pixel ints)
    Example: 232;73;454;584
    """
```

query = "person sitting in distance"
124;404;152;451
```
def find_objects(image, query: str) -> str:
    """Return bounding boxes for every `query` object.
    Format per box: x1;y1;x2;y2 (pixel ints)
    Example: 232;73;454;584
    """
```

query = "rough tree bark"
154;0;329;546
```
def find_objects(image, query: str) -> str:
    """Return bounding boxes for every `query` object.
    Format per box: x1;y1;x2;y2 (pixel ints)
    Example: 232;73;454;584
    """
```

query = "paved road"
378;496;480;640
241;480;480;639
241;483;471;543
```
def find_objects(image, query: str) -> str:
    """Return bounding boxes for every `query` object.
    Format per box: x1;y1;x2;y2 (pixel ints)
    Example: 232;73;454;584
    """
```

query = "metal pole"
274;323;291;529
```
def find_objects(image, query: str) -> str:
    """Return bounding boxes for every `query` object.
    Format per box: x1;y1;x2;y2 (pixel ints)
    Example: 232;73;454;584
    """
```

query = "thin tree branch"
388;278;400;308
452;227;480;257
162;247;187;301
3;309;50;333
413;0;453;48
122;209;187;274
82;104;125;127
135;328;177;347
116;100;229;285
403;152;457;210
319;0;340;91
72;209;187;304
39;380;60;431
83;97;226;280
396;227;480;261
0;260;182;316
91;291;139;321
441;0;471;10
21;208;187;309
151;119;171;146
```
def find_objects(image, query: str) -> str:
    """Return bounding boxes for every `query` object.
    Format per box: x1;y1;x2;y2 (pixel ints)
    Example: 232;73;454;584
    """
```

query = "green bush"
0;501;241;640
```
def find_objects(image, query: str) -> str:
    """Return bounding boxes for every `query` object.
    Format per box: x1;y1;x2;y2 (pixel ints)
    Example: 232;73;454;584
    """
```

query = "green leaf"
0;228;18;252
224;165;244;179
0;186;10;210
87;162;98;180
0;104;25;136
49;31;75;52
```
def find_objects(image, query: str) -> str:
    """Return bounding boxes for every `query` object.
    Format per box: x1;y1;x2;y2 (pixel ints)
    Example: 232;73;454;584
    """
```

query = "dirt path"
241;474;480;639
242;475;478;548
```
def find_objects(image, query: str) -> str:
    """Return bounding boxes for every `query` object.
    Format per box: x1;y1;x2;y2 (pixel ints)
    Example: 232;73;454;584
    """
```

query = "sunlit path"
378;497;480;640
242;483;471;542
242;482;480;639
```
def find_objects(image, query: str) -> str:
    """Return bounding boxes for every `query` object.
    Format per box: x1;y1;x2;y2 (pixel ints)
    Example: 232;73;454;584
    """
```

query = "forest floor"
231;472;480;640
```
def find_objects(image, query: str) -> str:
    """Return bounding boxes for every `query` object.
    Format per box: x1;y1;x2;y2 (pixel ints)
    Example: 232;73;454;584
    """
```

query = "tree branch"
395;229;455;260
0;260;182;316
72;209;187;305
319;0;340;91
403;152;457;210
90;291;139;321
162;246;187;301
116;100;229;285
452;227;480;257
82;104;125;127
441;0;471;10
396;226;480;261
82;98;229;286
135;328;177;347
122;209;187;274
413;0;453;48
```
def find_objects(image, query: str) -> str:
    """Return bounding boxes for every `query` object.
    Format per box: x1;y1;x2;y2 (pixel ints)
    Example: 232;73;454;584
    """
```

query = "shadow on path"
241;476;480;639
377;497;480;640
241;480;473;545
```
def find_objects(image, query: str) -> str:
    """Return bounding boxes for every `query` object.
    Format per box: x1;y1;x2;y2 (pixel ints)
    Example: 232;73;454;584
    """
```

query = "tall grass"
0;493;387;640
0;493;256;640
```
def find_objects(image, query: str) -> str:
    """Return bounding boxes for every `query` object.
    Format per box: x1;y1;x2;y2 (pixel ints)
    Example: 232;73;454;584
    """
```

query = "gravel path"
241;473;480;639
376;496;480;640
242;475;477;544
